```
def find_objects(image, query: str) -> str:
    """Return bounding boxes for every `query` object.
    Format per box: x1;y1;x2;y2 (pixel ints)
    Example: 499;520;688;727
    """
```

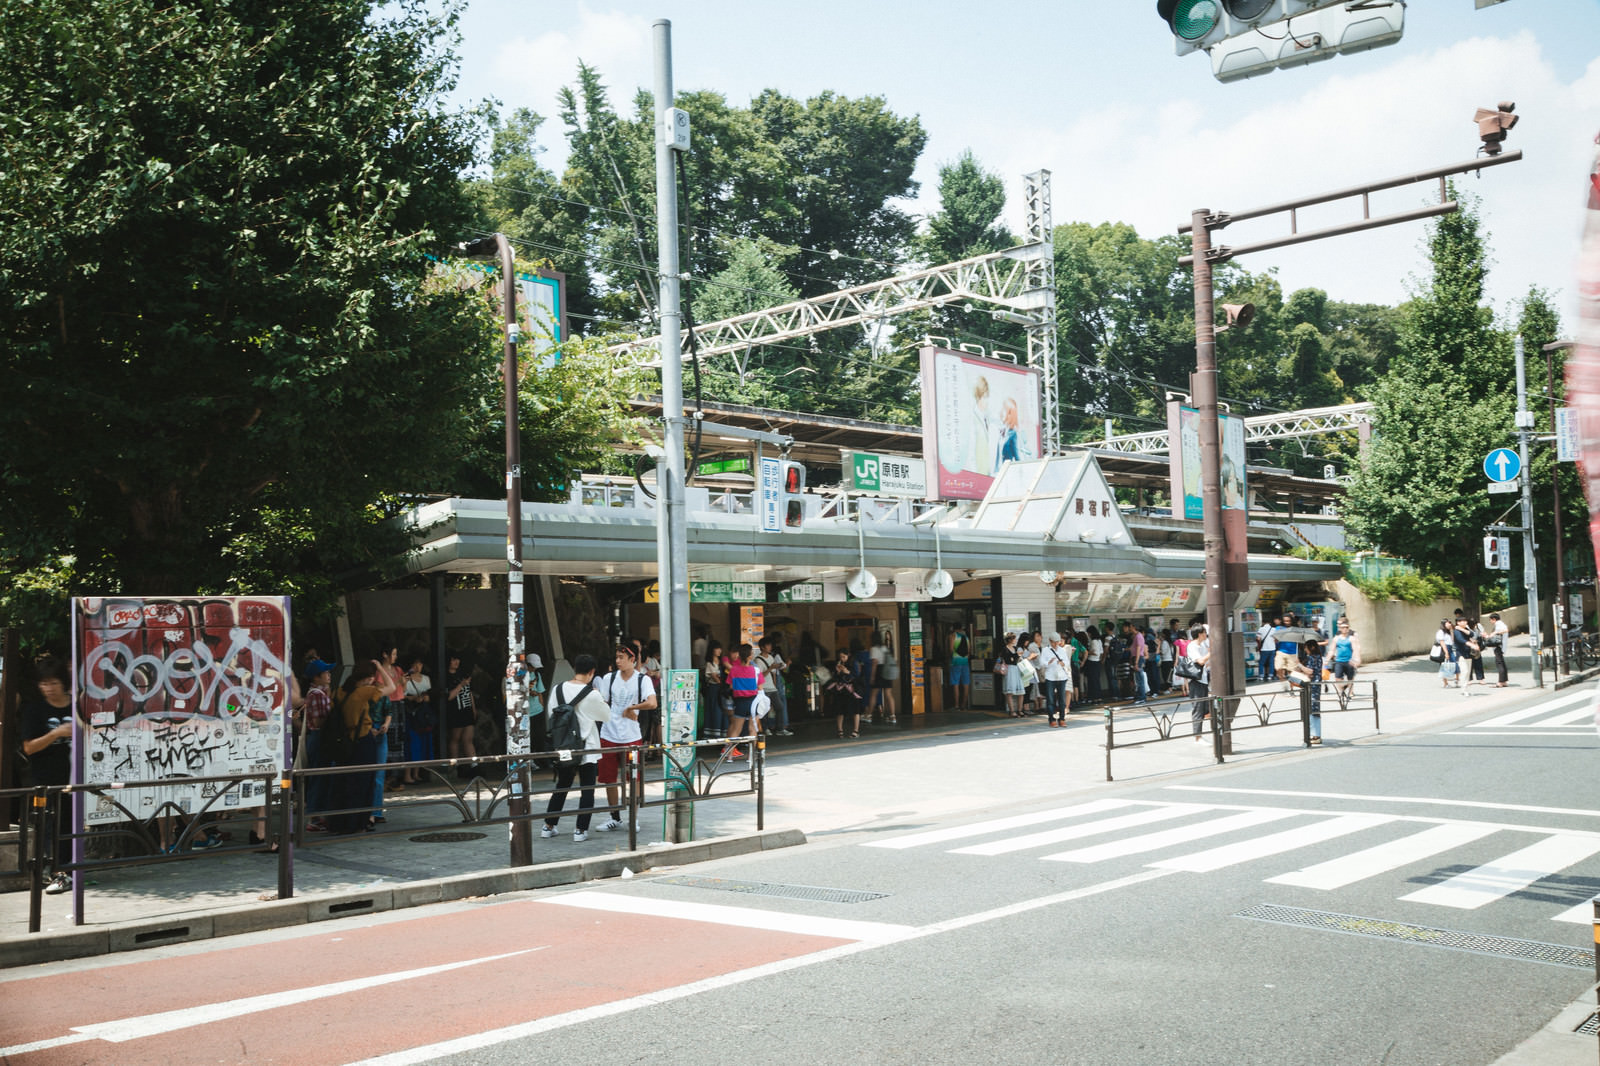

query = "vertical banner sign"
1556;408;1579;462
908;605;925;716
758;456;783;534
74;597;290;825
739;605;765;647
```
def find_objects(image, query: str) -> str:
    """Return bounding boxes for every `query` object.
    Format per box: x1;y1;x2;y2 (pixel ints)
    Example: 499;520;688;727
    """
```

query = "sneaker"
724;746;746;761
777;730;794;737
597;818;625;832
1310;736;1323;745
191;831;224;851
44;873;70;895
540;825;558;838
572;830;588;843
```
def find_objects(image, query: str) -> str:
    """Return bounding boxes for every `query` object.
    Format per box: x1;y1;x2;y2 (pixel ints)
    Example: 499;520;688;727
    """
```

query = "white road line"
1534;706;1597;727
1550;899;1600;924
862;799;1132;850
1150;813;1395;874
1043;809;1298;864
1445;730;1595;737
1399;834;1600;910
1267;822;1501;890
542;889;915;942
0;949;538;1056
949;804;1207;856
347;869;1180;1066
1475;691;1592;727
1168;786;1600;820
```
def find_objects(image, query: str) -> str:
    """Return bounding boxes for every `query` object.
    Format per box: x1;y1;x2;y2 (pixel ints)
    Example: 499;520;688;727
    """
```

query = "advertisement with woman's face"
920;347;1043;500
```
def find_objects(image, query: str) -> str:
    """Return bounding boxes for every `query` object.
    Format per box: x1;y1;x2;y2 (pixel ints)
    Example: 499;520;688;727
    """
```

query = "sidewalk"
0;653;1583;954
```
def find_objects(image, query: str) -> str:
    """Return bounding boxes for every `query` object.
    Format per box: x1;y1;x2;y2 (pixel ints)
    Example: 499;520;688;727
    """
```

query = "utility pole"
1515;334;1544;687
1544;339;1575;672
1179;145;1524;732
654;19;693;842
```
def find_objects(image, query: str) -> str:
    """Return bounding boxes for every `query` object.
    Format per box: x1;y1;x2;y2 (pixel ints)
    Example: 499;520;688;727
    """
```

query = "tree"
1342;191;1512;615
0;0;491;610
917;151;1013;263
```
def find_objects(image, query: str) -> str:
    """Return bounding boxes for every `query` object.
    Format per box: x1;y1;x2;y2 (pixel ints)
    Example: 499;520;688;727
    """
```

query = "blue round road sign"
1484;448;1521;483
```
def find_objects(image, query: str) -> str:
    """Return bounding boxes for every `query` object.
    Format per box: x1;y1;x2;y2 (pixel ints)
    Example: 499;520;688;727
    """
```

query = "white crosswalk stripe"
1474;691;1591;728
869;798;1600;922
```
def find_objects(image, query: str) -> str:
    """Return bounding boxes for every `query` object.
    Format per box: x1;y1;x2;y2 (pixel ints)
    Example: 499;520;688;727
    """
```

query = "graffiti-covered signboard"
73;597;290;824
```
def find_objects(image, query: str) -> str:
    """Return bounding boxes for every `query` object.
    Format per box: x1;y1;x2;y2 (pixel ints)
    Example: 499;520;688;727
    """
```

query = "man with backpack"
595;644;657;833
541;654;612;842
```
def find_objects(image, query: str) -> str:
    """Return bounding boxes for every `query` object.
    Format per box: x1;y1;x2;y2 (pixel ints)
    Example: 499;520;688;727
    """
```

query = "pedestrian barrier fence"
1103;680;1379;781
4;738;765;935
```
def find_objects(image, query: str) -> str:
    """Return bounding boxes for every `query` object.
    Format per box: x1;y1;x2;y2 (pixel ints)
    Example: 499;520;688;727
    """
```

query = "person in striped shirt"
723;643;763;760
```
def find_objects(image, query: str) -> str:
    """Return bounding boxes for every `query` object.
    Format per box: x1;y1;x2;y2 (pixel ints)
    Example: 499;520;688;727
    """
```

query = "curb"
1555;667;1600;692
0;828;806;969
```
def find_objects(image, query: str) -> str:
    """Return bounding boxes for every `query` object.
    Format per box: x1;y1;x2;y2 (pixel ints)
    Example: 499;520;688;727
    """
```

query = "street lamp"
458;233;534;867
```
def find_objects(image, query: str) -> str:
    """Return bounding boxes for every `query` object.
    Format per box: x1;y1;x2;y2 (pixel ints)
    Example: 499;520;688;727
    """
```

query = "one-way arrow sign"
1483;447;1521;483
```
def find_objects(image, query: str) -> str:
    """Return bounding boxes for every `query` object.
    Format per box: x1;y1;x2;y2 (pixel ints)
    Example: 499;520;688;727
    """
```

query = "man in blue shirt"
1273;615;1300;681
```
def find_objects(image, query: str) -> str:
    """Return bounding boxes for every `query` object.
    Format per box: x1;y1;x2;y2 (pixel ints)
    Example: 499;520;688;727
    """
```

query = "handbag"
1429;644;1446;662
751;690;771;719
1018;658;1038;686
1173;656;1202;681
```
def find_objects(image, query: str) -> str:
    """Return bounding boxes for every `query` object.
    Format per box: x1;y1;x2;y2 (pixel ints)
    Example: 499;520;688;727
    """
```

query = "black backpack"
548;681;595;766
321;696;355;765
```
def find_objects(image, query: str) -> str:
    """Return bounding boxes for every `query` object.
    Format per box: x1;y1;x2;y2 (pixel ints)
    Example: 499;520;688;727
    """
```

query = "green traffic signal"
1158;0;1221;40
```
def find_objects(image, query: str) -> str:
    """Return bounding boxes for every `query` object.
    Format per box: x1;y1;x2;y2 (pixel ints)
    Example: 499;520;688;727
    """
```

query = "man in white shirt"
540;655;613;842
596;644;657;832
753;636;791;736
1042;632;1073;726
1255;617;1278;683
1186;624;1212;742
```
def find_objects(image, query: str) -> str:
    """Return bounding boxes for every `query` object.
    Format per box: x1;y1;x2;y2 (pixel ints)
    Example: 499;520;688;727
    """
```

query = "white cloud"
481;7;654;139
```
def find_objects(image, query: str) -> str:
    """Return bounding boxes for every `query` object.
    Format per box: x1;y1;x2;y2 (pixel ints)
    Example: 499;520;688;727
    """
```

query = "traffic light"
1208;1;1404;83
1483;536;1510;571
781;460;806;532
1475;102;1517;156
1157;0;1225;56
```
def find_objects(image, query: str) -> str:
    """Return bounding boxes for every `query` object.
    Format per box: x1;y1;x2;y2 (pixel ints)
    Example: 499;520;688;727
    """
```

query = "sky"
446;0;1600;327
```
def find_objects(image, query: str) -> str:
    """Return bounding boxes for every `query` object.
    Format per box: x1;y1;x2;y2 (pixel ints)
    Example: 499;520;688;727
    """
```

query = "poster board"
920;347;1043;501
73;596;290;824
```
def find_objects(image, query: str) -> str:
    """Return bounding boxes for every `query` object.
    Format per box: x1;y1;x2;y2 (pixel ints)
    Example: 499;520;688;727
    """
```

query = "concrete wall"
1334;579;1527;662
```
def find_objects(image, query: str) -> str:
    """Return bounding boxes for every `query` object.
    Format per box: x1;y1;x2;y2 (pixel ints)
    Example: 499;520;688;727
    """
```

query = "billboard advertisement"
920;347;1043;500
1169;405;1247;518
73;596;291;824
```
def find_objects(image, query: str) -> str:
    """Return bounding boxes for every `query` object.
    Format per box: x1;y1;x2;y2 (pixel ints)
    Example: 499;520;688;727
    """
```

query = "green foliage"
917;151;1013;263
1342;191;1513;614
0;0;491;615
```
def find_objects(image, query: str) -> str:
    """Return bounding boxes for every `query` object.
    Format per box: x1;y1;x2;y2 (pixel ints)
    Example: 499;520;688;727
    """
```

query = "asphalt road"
5;687;1598;1065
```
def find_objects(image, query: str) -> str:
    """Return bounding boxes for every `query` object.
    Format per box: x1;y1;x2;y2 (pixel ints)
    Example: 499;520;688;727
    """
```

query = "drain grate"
408;831;487;843
654;875;887;905
1236;904;1595;970
1576;1013;1600;1036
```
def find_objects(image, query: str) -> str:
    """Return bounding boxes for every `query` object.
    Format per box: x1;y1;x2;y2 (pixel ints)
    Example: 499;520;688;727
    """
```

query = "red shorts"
597;737;642;783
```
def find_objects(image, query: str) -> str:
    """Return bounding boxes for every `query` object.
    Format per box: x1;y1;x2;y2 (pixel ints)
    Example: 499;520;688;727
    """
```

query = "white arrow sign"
1483;448;1521;483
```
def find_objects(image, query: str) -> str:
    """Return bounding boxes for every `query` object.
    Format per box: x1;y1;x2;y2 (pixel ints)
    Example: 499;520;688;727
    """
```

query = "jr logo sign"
853;454;880;491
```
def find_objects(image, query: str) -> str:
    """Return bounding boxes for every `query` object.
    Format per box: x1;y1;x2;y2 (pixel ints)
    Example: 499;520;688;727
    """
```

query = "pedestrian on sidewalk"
948;627;972;712
753;636;792;736
1487;612;1510;686
1302;638;1325;744
330;660;383;834
701;640;727;739
1432;620;1458;688
1330;620;1361;706
869;631;900;725
1042;632;1072;726
1273;616;1300;681
1082;626;1104;705
1257;616;1279;682
721;643;758;761
597;644;655;829
1453;618;1482;687
372;645;404;815
298;659;336;832
1185;625;1212;741
445;653;477;774
20;657;75;895
999;632;1025;717
541;655;611;842
399;655;433;786
828;647;863;737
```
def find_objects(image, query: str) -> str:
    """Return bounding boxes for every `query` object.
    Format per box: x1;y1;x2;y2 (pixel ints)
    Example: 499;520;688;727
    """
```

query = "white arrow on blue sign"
1483;448;1521;483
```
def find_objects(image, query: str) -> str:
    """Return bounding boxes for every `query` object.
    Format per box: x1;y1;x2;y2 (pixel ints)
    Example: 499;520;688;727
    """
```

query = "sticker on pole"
1483;448;1521;483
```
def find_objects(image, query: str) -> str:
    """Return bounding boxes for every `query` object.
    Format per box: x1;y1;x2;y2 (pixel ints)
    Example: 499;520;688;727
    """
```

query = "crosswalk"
1448;689;1599;738
866;795;1600;924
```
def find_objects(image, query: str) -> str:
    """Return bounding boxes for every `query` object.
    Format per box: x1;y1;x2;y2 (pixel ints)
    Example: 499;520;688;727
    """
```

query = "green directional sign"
696;456;752;477
688;581;767;603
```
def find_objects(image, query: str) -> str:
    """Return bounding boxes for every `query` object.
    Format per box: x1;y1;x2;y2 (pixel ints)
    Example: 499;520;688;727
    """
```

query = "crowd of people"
1431;609;1511;689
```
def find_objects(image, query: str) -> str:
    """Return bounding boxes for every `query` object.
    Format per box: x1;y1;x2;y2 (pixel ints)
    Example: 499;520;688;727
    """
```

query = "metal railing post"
1372;681;1381;732
277;773;294;901
1300;681;1312;748
1104;705;1114;782
27;787;47;934
1592;898;1600;1061
627;749;639;852
756;736;765;831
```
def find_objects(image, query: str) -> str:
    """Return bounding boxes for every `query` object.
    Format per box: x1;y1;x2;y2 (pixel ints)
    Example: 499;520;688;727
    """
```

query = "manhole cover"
408;832;487;843
1576;1012;1600;1036
1236;903;1594;970
655;875;886;904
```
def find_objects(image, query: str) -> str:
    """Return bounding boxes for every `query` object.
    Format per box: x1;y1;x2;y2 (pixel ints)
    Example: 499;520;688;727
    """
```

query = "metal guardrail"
1103;680;1380;781
1559;632;1600;675
4;739;765;934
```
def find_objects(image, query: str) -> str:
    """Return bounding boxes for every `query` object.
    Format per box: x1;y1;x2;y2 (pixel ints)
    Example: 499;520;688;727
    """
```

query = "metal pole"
496;233;532;867
654;20;693;843
1189;210;1234;749
1546;345;1567;673
1516;334;1544;688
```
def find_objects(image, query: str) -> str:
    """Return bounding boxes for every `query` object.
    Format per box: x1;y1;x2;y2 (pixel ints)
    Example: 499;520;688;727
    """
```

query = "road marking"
949;804;1206;856
543;889;914;942
1444;730;1595;737
347;869;1179;1066
1534;706;1597;726
0;949;539;1056
1151;813;1394;874
1044;809;1297;864
1267;822;1501;890
862;799;1132;850
1475;691;1591;727
1399;834;1600;910
1169;786;1600;820
1550;899;1600;924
